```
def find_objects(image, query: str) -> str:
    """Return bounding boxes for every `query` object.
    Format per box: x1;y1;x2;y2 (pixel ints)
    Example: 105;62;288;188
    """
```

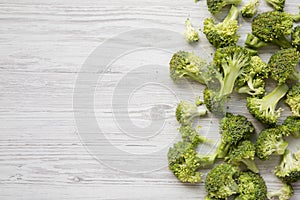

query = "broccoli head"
236;171;267;200
179;124;212;147
205;163;240;199
255;127;288;160
286;82;300;117
267;48;300;85
246;84;289;125
266;0;286;11
226;140;259;173
275;150;300;183
203;5;240;48
282;116;300;138
184;18;200;43
176;100;207;125
206;0;242;14
292;26;300;52
244;33;268;50
241;0;258;18
267;183;294;200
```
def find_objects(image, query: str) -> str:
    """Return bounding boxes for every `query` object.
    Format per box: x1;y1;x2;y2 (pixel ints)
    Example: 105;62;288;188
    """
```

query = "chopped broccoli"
246;84;289;125
286;83;300;117
169;51;208;84
216;113;255;158
252;11;293;49
241;0;259;18
236;171;267;200
255;127;288;160
282;116;300;138
275;150;300;183
184;18;200;43
267;48;300;85
205;163;240;199
267;183;294;200
176;100;207;125
292;26;300;52
206;0;242;14
203;5;240;48
244;33;268;50
266;0;286;11
290;6;300;22
226;140;259;173
179;124;212;147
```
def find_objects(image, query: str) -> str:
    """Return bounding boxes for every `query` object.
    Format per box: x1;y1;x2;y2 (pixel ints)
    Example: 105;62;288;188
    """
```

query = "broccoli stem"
224;5;239;22
262;84;289;110
242;159;259;173
272;35;293;49
276;141;289;155
245;33;268;49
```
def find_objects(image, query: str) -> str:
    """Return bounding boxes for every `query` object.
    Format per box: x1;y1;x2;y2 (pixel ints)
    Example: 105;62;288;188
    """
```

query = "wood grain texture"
0;0;299;199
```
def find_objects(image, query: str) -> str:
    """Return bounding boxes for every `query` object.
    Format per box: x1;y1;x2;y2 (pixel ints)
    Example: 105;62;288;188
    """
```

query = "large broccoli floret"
241;0;258;18
203;5;240;48
216;113;255;158
266;0;285;11
236;171;267;200
179;124;212;147
286;83;300;117
255;127;288;160
226;140;259;173
246;84;289;125
267;48;300;85
292;26;300;52
206;0;242;14
282;116;300;138
176;100;207;125
267;183;294;200
244;33;268;50
252;11;293;49
275;150;300;183
205;163;240;199
184;18;200;43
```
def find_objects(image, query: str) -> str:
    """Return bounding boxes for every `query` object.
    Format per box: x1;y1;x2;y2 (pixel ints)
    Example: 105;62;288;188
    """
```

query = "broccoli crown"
226;140;259;173
169;51;208;84
179;125;212;147
267;183;294;200
267;48;300;85
184;18;200;43
255;127;288;160
236;172;267;200
246;84;289;125
241;0;258;18
266;0;286;11
286;82;300;117
175;100;207;125
292;26;300;51
206;0;242;14
205;163;240;199
244;33;268;50
203;5;240;48
282;116;300;138
275;150;300;183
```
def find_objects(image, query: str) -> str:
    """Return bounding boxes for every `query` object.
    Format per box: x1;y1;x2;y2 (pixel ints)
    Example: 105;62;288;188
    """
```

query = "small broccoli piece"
252;11;293;49
275;150;300;183
241;0;259;18
246;84;289;125
236;171;267;200
292;26;300;52
266;0;285;11
267;183;294;200
179;125;212;147
286;83;300;117
169;51;208;84
267;48;300;85
245;33;268;50
290;6;300;22
203;5;240;48
184;18;200;43
176;100;207;125
206;0;242;14
216;113;255;158
205;163;240;199
255;127;288;160
282;116;300;138
226;140;259;173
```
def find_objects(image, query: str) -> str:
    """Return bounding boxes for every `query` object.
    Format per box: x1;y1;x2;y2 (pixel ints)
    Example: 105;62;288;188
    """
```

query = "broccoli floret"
282;116;300;138
226;140;259;173
275;150;300;183
203;5;240;48
216;113;255;158
255;127;288;160
236;56;268;96
286;83;300;117
252;11;293;49
244;33;268;50
169;51;208;84
179;125;212;147
184;18;200;43
267;48;300;85
246;84;289;125
267;183;294;200
206;0;242;14
205;163;240;199
292;26;300;52
241;0;258;18
176;100;207;125
266;0;286;11
236;172;267;200
290;6;300;22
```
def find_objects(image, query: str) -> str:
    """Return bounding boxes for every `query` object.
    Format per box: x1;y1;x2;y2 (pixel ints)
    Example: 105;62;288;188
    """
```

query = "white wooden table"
0;0;299;199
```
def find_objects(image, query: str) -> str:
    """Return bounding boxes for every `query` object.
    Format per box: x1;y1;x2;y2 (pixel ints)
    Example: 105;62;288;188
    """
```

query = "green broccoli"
255;127;288;160
226;140;259;173
169;51;208;84
203;5;240;49
205;163;240;199
282;116;300;138
267;183;294;200
176;100;207;125
266;0;286;11
179;124;212;147
184;18;200;43
244;33;268;50
267;48;300;85
246;84;289;125
252;11;293;49
236;171;267;200
216;113;255;158
286;83;300;117
292;26;300;52
275;150;300;183
241;0;259;18
206;0;242;14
